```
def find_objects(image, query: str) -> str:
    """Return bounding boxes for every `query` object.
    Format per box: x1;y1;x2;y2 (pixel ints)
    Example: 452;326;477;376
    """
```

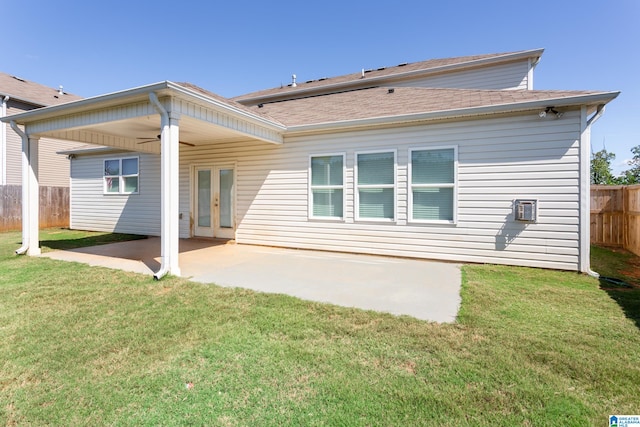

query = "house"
1;49;619;278
0;72;82;229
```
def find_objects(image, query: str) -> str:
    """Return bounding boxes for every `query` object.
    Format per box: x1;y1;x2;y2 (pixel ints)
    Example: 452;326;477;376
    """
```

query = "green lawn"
1;229;639;426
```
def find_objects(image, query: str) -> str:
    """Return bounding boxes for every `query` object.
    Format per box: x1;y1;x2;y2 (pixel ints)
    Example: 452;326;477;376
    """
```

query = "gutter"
148;92;170;281
10;120;29;255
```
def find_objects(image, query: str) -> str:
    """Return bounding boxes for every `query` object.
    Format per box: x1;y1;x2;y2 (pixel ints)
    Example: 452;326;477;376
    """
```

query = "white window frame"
103;156;139;195
408;146;457;224
355;149;397;222
308;153;346;220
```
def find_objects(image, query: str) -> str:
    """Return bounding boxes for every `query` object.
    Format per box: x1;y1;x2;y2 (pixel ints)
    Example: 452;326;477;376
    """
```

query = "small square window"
104;157;139;194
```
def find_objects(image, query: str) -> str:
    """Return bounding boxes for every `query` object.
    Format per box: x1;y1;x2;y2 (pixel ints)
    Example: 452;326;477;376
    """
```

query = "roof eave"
285;90;620;134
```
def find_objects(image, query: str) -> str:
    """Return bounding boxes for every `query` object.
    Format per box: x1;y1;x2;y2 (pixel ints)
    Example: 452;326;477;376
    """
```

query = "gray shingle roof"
0;72;82;106
250;87;610;127
233;49;543;103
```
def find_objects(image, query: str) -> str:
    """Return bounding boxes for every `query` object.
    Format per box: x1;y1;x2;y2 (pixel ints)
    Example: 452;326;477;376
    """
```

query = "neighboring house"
0;72;81;186
0;72;82;230
2;49;619;278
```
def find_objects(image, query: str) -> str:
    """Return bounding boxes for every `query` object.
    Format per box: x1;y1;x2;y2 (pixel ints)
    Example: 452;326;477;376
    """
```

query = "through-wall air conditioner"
514;199;537;223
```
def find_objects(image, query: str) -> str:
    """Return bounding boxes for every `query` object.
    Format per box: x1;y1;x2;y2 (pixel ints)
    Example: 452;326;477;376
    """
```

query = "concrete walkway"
42;238;461;323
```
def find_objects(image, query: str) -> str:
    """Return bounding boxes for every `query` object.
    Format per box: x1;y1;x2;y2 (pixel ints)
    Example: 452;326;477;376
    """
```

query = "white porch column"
159;112;181;277
11;121;40;256
26;136;40;255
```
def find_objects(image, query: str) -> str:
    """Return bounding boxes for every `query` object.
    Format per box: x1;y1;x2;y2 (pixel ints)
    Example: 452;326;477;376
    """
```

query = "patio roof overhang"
2;81;286;279
2;81;285;151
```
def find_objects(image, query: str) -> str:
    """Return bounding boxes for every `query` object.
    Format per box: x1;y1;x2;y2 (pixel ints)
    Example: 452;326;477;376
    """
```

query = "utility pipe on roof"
148;92;171;280
10;119;30;255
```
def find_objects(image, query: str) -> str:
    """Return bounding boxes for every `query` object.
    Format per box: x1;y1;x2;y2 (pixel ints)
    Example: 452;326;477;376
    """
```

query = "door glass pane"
219;169;233;228
197;170;211;228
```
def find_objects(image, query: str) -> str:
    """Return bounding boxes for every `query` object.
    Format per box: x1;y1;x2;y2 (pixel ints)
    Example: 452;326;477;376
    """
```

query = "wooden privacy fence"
0;185;70;232
591;185;640;256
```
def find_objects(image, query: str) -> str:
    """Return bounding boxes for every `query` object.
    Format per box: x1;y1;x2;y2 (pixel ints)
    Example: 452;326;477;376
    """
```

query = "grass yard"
0;229;639;426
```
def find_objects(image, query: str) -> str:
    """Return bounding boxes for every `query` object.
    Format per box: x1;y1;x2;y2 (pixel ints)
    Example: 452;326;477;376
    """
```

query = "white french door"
194;165;235;239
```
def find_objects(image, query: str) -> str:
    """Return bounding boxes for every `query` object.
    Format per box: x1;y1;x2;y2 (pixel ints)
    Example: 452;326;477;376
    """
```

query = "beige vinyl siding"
69;152;161;235
5;133;82;187
68;111;582;270
5;101;81;187
4;124;21;185
175;110;582;271
391;61;530;90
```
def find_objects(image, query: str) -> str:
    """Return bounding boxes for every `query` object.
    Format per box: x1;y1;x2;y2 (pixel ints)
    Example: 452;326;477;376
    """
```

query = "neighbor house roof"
251;87;619;130
0;72;82;107
233;49;544;104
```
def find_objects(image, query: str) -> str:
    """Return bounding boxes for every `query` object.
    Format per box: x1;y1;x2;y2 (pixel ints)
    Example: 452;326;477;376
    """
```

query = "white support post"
159;113;181;276
27;136;40;255
578;106;590;273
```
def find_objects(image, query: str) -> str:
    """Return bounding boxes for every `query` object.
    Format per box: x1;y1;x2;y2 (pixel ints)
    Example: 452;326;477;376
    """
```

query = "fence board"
591;185;640;257
0;185;70;232
626;185;640;256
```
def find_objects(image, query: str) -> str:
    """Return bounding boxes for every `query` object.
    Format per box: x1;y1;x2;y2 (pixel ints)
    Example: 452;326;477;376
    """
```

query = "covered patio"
3;82;285;279
42;238;462;323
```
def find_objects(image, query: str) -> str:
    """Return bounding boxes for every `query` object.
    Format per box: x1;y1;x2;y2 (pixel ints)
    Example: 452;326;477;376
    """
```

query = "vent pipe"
291;74;297;87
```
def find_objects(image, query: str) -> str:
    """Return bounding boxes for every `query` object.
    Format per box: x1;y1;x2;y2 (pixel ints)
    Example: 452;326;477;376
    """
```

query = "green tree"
591;148;617;184
620;145;640;185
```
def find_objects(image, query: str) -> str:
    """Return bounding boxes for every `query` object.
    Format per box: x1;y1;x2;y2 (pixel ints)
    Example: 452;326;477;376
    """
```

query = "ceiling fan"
136;134;195;147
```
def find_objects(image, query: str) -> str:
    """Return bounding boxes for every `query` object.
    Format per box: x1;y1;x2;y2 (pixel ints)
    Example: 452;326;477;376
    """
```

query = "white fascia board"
285;91;620;134
0;82;173;125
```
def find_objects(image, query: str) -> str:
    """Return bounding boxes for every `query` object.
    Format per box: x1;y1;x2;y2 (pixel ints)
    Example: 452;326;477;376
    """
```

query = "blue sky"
4;0;639;173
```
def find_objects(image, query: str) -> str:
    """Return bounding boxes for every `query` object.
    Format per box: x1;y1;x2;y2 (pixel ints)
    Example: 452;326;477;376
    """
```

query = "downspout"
584;104;606;278
149;92;170;280
10;120;29;255
1;96;8;185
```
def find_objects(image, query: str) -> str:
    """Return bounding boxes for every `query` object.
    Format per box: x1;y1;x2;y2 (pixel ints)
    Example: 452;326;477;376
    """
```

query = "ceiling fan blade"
179;141;196;147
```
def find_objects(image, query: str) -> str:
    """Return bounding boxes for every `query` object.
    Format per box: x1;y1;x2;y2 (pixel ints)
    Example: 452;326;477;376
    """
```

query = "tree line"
591;145;640;185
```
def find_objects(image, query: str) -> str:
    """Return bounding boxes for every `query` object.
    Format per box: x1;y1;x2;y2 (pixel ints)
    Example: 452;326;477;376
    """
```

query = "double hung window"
409;147;456;223
356;151;396;221
309;154;344;219
104;157;139;194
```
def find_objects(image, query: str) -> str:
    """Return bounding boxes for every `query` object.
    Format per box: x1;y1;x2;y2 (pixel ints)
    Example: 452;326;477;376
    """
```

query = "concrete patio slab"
42;237;461;322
